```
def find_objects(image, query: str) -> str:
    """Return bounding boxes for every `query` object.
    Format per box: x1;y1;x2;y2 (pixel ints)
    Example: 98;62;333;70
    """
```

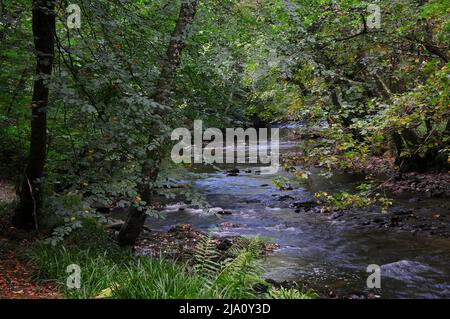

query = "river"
148;125;450;299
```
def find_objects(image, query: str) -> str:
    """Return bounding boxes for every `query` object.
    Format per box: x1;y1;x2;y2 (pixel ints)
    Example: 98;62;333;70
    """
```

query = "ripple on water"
151;127;450;298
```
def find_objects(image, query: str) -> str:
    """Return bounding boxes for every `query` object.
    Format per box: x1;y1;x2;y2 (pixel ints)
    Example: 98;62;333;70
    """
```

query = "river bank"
1;122;450;299
128;174;449;298
133;124;450;299
1;163;449;299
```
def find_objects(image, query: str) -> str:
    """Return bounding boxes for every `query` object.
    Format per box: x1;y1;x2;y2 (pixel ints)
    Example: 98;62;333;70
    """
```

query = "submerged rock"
209;207;224;214
226;168;240;176
392;209;414;216
381;260;443;283
217;222;244;229
209;207;232;215
372;217;385;224
330;212;344;220
278;195;295;201
292;200;318;209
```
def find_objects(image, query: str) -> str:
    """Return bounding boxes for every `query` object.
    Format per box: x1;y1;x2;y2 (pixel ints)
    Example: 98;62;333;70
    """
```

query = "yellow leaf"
95;287;113;299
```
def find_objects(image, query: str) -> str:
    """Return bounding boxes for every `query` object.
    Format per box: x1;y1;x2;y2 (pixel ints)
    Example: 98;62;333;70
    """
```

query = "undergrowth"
25;219;317;299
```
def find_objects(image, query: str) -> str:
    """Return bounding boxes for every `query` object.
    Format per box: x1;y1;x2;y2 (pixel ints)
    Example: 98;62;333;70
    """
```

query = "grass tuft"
25;221;317;299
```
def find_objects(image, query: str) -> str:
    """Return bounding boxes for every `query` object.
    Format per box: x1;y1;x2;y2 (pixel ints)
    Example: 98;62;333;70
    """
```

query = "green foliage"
193;233;221;283
25;223;209;299
193;234;267;298
1;0;288;217
109;258;209;299
25;226;289;299
1;0;448;301
0;201;16;218
267;286;319;299
3;0;447;228
242;0;449;172
272;176;294;191
40;194;112;245
315;181;393;212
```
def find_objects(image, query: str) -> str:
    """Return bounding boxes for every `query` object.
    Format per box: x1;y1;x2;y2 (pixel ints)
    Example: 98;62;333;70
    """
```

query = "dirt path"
0;248;60;299
0;180;60;299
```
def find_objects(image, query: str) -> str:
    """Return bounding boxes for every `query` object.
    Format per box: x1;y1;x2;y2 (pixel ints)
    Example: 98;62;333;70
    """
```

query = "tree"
243;0;449;173
13;0;55;229
118;0;199;246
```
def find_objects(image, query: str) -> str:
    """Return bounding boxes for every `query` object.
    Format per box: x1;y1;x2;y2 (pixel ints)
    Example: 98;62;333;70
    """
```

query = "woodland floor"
0;179;60;299
0;246;60;299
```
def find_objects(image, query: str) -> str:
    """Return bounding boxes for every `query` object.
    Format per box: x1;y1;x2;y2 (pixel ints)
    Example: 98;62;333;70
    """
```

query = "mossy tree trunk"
13;0;55;230
118;0;198;246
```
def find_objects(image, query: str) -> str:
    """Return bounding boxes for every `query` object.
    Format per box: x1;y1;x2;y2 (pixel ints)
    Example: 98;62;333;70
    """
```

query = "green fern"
193;233;221;290
267;286;319;299
212;249;264;298
193;234;266;299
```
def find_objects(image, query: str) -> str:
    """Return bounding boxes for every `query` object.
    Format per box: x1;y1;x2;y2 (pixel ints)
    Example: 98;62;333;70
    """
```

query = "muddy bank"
132;223;279;260
382;172;450;198
279;195;450;239
142;156;450;298
132;223;376;299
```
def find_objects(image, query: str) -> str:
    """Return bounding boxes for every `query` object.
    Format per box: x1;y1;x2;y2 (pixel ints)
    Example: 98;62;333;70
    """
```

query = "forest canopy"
0;0;449;300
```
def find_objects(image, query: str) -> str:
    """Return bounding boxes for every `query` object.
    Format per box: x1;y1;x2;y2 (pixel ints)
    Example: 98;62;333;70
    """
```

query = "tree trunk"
394;126;449;172
396;149;447;173
118;0;198;246
13;0;55;230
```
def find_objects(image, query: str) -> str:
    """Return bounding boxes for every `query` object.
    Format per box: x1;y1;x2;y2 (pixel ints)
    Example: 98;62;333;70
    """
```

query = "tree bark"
118;0;198;246
13;0;55;230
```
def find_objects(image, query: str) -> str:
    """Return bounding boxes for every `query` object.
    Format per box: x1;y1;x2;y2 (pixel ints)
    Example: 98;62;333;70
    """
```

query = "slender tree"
118;0;198;246
13;0;55;229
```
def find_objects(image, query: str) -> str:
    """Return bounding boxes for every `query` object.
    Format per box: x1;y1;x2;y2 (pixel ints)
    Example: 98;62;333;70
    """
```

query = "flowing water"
148;126;450;299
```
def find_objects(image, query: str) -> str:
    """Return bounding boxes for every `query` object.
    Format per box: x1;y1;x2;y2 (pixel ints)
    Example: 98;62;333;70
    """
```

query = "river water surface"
148;126;450;298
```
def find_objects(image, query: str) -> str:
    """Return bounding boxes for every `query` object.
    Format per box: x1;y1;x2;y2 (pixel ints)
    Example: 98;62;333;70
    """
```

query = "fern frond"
193;233;221;289
193;234;267;299
211;243;265;298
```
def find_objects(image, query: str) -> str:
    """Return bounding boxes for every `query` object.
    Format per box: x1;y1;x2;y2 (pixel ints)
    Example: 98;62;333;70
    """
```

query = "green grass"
24;219;317;299
27;244;210;299
24;221;261;299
